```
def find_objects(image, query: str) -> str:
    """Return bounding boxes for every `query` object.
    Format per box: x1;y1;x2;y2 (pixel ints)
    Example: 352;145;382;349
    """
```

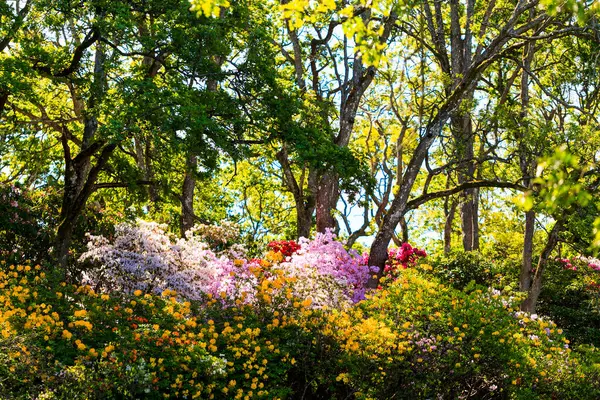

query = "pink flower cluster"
557;258;577;271
557;256;600;272
278;229;375;305
578;256;600;271
80;222;378;308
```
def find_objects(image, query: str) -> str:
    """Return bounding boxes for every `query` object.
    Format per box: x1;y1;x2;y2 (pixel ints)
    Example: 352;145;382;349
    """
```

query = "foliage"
428;250;504;290
0;184;52;264
537;256;600;347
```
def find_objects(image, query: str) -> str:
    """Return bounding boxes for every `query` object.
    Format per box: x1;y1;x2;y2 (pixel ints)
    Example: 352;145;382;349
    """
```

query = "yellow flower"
133;290;143;296
62;330;72;340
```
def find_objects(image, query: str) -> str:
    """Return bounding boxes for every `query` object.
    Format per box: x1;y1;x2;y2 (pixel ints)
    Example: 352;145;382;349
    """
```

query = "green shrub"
429;250;501;290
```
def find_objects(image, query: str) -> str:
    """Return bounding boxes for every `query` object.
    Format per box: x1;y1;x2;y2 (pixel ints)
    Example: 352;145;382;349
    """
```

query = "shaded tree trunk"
444;199;457;255
521;220;562;312
316;172;339;233
180;155;197;237
0;90;8;117
179;55;222;236
520;210;536;291
55;143;116;269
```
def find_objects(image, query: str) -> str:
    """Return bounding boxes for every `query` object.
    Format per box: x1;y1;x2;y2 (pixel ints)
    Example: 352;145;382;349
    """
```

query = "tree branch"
405;180;526;212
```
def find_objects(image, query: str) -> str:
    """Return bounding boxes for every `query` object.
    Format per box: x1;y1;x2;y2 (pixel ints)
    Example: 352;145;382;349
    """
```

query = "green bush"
429;250;501;290
537;259;600;347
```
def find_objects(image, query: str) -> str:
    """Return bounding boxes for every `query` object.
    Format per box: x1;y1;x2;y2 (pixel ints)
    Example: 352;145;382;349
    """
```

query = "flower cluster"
557;257;577;271
267;240;301;257
381;242;427;284
79;220;237;300
1;256;599;399
278;229;374;305
81;223;375;308
578;255;600;272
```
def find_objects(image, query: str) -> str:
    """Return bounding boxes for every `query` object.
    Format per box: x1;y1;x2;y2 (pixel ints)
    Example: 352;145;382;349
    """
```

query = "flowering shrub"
429;250;500;290
320;269;600;399
81;223;373;308
79;221;237;300
276;229;374;305
0;259;599;399
538;256;600;346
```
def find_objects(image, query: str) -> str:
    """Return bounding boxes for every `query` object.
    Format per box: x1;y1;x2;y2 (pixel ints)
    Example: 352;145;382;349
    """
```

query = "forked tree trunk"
55;42;113;270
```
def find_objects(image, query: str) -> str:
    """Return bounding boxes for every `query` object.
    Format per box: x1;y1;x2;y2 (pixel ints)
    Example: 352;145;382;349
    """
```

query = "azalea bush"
1;254;600;399
3;222;600;399
332;269;600;399
2;261;599;399
80;221;373;308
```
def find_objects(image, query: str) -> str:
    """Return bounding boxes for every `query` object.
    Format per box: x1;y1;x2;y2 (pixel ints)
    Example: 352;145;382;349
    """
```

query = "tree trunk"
180;155;197;237
368;116;449;285
55;143;116;269
296;200;313;239
472;187;480;250
521;220;562;312
0;90;8;117
444;200;457;255
452;112;476;252
520;210;535;291
316;172;339;233
518;25;537;293
179;55;222;236
399;216;409;243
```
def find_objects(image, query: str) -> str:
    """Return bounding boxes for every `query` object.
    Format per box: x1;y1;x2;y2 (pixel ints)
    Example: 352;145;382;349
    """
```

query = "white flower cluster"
79;220;242;299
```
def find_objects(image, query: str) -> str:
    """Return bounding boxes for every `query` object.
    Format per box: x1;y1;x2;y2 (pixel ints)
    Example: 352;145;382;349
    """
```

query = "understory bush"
1;256;598;399
537;256;600;347
430;250;503;290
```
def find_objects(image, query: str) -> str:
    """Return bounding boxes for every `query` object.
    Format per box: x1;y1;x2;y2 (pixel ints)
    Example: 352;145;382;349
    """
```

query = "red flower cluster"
267;240;301;257
383;243;427;281
387;243;427;270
